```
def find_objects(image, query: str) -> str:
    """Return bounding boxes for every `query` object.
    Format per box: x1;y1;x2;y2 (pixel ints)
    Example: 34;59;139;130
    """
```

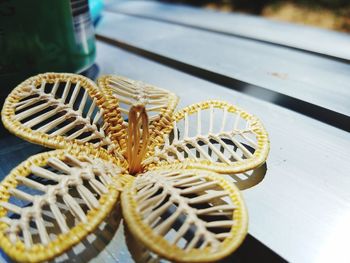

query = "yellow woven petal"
122;168;248;263
144;100;270;174
0;147;129;263
98;75;178;156
2;73;126;161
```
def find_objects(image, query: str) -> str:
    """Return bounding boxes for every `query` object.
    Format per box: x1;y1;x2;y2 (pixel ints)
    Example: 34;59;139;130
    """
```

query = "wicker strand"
127;105;149;174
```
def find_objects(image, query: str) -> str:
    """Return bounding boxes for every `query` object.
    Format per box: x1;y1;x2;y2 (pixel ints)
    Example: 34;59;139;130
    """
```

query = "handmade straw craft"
0;73;269;262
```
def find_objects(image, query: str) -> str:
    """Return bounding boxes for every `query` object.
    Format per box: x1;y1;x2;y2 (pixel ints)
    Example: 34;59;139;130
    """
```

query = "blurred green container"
0;0;96;95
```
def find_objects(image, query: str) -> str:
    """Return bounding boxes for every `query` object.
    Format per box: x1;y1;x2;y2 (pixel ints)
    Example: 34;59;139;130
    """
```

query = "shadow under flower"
125;224;162;263
52;204;122;263
227;161;267;190
124;219;283;263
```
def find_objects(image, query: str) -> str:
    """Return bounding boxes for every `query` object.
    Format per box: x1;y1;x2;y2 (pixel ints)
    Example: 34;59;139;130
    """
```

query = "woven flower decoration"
0;73;269;262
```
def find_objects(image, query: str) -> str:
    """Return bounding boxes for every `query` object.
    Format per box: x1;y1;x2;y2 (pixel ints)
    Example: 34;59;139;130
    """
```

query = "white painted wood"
107;0;350;61
96;12;350;118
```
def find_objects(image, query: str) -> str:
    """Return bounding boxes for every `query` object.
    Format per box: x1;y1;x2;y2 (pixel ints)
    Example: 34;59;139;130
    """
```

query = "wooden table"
1;1;350;262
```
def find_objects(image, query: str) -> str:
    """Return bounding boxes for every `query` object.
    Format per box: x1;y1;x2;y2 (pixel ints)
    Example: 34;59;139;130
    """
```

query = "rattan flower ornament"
0;73;269;262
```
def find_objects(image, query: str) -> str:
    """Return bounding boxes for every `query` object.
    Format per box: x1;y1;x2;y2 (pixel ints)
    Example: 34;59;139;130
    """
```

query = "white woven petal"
98;75;178;124
0;149;128;262
122;168;247;263
144;100;269;174
98;75;178;157
2;73;126;158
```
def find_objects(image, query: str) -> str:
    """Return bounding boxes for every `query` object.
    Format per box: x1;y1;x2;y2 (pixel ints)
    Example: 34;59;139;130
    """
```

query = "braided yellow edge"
1;73;127;164
96;76;128;152
0;147;128;263
121;169;248;263
146;100;270;174
97;75;179;157
147;92;178;157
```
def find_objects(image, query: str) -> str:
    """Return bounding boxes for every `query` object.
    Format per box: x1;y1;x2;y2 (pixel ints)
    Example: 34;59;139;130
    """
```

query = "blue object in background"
89;0;104;25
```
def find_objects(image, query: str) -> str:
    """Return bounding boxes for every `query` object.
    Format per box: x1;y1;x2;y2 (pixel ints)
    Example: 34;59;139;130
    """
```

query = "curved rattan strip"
121;169;248;263
0;148;127;263
97;77;128;152
98;75;179;157
1;73;126;161
147;97;178;156
144;100;270;174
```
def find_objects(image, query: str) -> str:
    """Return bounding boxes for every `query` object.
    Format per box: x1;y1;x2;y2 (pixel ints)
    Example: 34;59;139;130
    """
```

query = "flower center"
127;104;149;175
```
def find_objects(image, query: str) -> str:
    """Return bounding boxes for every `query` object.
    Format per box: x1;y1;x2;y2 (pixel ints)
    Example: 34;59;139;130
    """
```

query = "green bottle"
0;0;96;95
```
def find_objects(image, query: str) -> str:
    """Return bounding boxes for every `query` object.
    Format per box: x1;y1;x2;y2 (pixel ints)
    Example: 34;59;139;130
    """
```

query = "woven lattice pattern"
98;75;178;123
144;101;269;173
2;73;126;159
122;169;247;262
0;149;126;262
98;75;178;159
0;73;270;263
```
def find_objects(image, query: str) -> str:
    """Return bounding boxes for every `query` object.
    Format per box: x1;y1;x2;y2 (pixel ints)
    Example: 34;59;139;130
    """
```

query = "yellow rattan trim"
145;100;270;174
121;169;248;263
0;147;126;263
1;73;126;160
